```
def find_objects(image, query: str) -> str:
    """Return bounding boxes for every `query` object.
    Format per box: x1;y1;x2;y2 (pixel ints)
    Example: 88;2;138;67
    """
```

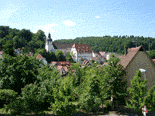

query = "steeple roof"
47;32;52;41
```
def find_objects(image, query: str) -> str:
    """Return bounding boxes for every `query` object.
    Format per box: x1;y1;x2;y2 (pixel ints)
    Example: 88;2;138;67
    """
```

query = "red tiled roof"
57;66;68;72
81;59;89;66
50;61;71;67
0;51;4;54
99;51;105;57
152;59;155;64
103;62;108;66
72;43;92;53
118;45;144;69
36;54;44;59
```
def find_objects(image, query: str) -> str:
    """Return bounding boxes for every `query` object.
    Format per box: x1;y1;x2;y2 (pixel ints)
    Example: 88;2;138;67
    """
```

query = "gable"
118;45;144;69
125;51;155;89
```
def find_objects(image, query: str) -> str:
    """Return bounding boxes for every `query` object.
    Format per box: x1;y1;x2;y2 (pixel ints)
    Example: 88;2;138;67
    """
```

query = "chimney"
125;46;128;56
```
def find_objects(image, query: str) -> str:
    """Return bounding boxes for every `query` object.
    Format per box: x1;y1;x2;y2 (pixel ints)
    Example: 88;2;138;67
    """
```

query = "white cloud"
95;16;101;19
63;20;76;26
34;23;57;33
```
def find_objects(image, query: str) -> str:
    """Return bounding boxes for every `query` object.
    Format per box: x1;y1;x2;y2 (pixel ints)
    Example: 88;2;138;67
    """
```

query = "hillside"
1;26;155;56
55;36;155;54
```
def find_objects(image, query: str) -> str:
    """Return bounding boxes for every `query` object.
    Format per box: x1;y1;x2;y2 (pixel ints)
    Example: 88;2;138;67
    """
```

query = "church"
45;33;74;55
45;33;106;62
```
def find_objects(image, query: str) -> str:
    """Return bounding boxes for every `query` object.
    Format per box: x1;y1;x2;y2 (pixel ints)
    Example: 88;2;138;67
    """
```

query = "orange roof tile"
99;51;105;57
36;54;44;59
72;43;92;53
152;59;155;64
0;51;4;54
118;45;144;69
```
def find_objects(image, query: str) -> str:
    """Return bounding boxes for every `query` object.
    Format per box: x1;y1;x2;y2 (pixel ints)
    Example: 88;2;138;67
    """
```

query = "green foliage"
126;70;147;112
0;89;17;108
52;98;76;116
144;85;155;111
101;55;127;108
51;77;76;116
78;94;101;113
66;52;74;62
34;48;56;63
55;50;66;61
55;36;155;55
147;50;155;59
78;75;102;113
0;54;41;94
5;96;25;115
21;83;50;113
2;39;14;56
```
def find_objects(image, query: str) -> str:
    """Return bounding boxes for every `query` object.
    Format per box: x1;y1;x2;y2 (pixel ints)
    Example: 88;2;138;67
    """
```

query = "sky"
0;0;155;40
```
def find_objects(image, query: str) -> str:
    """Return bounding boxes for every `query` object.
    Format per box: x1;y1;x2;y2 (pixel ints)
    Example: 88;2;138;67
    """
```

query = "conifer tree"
126;70;147;112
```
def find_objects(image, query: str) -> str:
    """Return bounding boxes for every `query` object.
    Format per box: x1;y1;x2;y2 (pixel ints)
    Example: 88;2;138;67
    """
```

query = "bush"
52;99;76;116
5;96;25;115
144;85;155;111
78;93;101;113
0;89;18;108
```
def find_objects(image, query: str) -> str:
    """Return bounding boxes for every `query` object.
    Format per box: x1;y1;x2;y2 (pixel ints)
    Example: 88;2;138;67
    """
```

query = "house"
81;59;90;67
118;45;155;89
36;54;47;65
50;61;71;75
45;33;105;63
71;43;93;62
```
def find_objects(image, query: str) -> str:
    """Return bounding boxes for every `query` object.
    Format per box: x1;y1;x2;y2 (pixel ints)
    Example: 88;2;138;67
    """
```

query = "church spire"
48;32;51;39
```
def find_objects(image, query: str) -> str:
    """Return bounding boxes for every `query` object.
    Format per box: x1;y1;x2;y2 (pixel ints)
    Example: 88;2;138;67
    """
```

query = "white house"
71;43;93;62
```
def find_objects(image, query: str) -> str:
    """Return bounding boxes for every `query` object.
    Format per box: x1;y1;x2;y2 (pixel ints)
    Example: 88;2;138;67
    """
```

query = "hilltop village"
0;27;155;115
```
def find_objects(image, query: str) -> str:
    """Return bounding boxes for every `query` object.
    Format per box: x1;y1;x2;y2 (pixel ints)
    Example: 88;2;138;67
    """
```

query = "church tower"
45;33;56;52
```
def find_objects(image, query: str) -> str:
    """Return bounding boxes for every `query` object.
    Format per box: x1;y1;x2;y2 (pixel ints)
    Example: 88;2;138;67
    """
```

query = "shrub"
52;99;76;116
0;89;18;108
78;93;101;113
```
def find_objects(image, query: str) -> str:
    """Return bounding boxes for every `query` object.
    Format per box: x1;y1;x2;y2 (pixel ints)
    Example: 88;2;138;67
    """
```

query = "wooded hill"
55;36;155;55
1;26;155;57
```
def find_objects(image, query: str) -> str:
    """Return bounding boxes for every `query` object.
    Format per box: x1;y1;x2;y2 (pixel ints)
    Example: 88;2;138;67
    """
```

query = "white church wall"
77;53;92;62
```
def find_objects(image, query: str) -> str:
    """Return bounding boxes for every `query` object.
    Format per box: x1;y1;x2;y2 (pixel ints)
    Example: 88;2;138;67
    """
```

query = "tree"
34;48;56;63
2;39;14;56
0;54;41;94
34;30;46;42
18;29;32;42
55;50;66;61
144;85;155;111
126;70;147;112
102;54;126;109
78;75;102;113
51;76;76;116
148;50;155;59
66;52;73;62
0;89;18;108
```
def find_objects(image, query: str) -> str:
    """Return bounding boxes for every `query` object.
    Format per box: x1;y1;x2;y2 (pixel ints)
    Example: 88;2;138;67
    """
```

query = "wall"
125;51;155;90
77;53;92;62
45;42;55;53
71;48;77;62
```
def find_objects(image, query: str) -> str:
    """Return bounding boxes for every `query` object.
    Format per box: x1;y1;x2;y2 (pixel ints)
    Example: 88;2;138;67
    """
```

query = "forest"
55;36;155;58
